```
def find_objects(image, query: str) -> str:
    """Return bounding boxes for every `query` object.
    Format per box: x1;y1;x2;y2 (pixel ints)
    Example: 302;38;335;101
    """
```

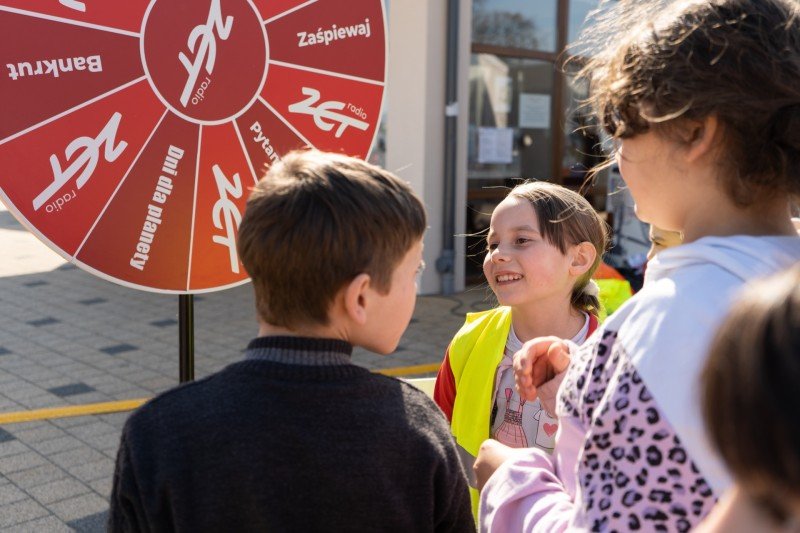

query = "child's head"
701;265;800;523
484;181;609;316
237;150;426;353
581;0;800;223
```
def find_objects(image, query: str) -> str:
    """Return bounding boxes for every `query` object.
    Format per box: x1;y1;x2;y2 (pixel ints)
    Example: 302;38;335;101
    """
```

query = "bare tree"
473;0;540;50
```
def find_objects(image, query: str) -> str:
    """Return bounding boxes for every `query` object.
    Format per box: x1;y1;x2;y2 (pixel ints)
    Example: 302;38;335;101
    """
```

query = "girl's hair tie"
583;279;600;298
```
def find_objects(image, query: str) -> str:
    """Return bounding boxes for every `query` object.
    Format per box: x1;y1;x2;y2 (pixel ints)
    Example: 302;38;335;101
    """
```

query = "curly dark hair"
576;0;800;206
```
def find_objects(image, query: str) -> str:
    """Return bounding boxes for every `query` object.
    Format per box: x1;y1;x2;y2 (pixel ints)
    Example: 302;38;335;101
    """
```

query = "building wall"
386;0;472;295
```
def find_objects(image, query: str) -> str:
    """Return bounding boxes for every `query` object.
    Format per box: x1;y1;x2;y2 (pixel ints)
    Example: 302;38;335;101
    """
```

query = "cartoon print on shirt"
533;408;558;451
490;376;562;452
493;388;528;447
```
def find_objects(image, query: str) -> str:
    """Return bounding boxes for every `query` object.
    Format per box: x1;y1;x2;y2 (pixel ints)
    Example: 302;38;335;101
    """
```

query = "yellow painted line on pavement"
0;365;440;424
0;398;149;425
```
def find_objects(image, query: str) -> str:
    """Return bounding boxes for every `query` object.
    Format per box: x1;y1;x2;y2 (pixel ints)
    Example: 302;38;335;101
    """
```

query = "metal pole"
436;0;460;295
179;294;195;383
551;0;570;185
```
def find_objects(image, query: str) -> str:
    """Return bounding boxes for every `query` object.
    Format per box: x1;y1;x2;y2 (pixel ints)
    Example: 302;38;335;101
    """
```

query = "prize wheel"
0;0;387;293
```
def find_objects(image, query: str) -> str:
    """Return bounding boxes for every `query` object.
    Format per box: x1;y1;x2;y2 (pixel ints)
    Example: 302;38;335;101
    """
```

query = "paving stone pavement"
0;205;494;531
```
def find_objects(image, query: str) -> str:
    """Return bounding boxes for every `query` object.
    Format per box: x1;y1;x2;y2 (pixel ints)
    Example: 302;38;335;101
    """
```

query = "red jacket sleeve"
433;345;457;422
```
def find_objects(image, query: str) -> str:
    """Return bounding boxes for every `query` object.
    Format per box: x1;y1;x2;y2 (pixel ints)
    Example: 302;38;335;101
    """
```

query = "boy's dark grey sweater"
108;336;474;532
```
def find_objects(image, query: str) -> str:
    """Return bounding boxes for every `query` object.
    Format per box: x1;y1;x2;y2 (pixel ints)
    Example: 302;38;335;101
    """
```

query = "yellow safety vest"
448;307;512;518
594;262;634;321
596;278;633;321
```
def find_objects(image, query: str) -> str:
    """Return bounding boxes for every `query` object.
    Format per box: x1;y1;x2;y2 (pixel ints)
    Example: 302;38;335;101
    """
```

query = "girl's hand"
513;336;571;401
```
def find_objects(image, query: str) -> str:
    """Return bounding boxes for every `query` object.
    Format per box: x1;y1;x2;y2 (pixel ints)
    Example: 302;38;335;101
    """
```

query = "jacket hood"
646;235;800;284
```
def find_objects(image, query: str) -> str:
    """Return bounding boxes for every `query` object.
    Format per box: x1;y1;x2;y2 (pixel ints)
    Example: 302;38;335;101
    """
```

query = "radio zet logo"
142;0;267;125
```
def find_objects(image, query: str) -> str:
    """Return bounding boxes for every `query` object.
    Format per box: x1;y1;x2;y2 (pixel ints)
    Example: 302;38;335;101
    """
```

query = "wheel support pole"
179;294;195;383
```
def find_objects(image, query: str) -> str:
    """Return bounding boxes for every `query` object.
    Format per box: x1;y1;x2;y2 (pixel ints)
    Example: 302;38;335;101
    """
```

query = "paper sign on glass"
478;127;513;164
519;93;551;129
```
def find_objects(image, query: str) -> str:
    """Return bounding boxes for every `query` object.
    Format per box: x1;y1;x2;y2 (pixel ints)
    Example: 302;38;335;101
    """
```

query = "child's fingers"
547;340;572;374
512;339;547;386
513;351;537;401
514;361;542;401
530;356;549;394
513;336;563;400
513;366;536;401
513;336;563;371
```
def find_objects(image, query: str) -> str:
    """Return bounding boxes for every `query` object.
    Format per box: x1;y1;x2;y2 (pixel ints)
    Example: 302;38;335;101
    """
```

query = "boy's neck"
510;298;585;343
257;320;347;342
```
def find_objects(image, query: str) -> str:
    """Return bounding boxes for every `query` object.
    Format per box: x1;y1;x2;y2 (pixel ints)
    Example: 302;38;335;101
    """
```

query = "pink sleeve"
479;446;573;533
482;326;721;532
479;416;585;532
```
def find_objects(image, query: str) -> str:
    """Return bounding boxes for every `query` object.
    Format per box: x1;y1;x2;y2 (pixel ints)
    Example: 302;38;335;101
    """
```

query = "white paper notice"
478;127;513;164
519;93;551;129
492;76;512;114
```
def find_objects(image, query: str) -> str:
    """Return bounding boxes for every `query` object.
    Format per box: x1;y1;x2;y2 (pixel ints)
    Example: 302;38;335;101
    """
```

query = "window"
472;0;557;52
468;55;555;182
464;0;611;283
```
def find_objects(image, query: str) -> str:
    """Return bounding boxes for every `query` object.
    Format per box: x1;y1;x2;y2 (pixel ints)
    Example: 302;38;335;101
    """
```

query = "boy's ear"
343;273;371;325
682;115;720;163
569;242;597;277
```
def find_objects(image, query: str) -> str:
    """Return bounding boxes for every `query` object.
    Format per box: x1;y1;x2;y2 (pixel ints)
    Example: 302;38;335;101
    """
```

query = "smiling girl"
433;181;607;513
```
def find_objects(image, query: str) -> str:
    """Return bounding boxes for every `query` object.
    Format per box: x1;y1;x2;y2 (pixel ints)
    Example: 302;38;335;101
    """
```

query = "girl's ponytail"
571;279;602;318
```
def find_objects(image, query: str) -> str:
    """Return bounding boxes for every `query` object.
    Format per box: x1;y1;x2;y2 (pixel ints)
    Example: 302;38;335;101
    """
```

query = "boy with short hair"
108;150;474;532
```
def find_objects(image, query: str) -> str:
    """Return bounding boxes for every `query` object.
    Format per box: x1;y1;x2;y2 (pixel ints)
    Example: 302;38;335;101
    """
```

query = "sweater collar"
245;336;353;366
